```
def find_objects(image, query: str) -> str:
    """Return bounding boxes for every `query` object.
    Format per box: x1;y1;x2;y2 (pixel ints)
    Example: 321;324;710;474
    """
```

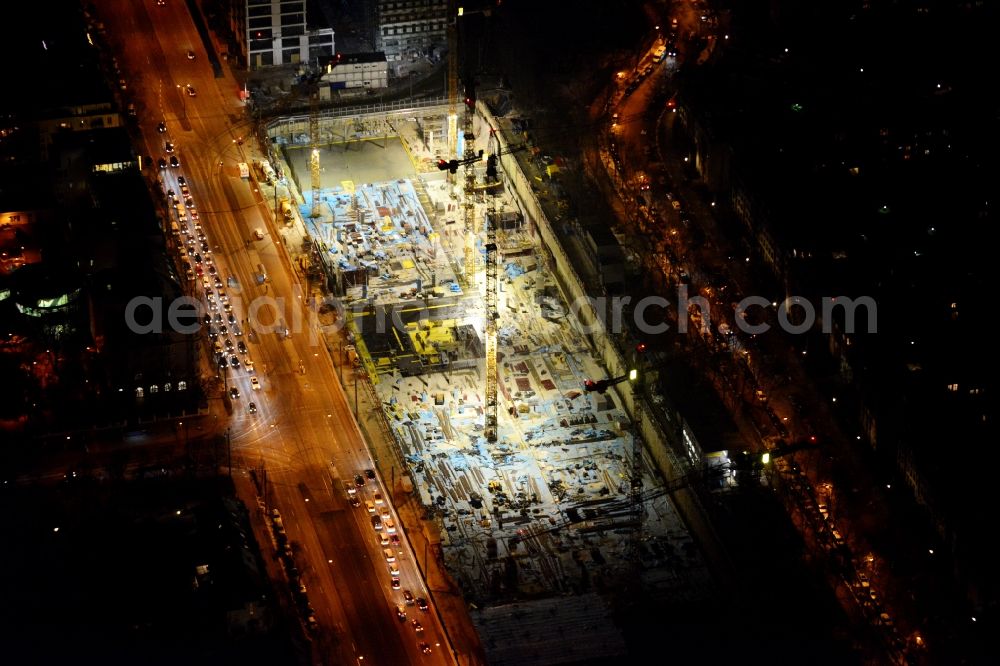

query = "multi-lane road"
97;1;453;664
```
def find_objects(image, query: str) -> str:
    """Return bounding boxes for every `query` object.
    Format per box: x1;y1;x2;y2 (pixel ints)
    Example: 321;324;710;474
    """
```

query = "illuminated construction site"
265;99;720;663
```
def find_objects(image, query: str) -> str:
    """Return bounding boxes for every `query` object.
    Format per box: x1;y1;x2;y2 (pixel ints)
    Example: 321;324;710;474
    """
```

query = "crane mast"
484;142;499;443
446;0;459;165
462;106;477;284
309;90;321;219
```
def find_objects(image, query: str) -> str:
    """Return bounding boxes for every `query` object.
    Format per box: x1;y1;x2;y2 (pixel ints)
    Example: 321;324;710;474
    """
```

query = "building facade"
375;0;447;65
244;0;334;70
320;53;389;92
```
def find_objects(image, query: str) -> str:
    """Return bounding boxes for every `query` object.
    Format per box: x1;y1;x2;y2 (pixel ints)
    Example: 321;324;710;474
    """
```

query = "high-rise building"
236;0;334;70
375;0;447;67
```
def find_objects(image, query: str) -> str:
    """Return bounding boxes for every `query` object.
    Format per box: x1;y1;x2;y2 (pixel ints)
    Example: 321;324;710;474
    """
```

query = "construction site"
256;94;726;663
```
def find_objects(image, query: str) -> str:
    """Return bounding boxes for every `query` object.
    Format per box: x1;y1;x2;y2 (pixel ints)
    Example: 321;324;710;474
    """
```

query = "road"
580;1;970;663
96;1;454;664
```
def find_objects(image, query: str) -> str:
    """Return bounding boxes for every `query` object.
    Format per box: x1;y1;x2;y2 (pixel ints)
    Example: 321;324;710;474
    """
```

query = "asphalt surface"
96;2;455;664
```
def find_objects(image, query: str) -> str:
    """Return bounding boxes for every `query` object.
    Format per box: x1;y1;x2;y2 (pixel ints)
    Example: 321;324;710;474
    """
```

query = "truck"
238;162;250;179
279;197;294;224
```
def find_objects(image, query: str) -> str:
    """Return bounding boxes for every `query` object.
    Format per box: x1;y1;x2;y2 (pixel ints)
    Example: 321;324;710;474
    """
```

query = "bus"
238;162;250;179
652;46;667;63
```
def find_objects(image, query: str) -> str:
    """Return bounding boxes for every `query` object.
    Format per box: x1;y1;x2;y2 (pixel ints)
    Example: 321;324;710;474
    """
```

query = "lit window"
178;381;187;391
164;383;172;392
150;384;159;393
947;383;958;392
136;387;145;398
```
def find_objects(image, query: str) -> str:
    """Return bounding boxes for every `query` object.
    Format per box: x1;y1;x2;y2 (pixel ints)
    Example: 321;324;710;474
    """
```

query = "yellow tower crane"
483;144;500;443
446;0;459;166
309;90;322;219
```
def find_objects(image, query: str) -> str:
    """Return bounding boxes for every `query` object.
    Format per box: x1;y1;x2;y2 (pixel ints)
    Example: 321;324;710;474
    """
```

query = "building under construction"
266;99;728;664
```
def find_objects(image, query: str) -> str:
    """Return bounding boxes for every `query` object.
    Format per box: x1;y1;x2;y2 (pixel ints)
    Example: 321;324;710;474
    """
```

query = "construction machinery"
309;89;321;219
483;130;503;444
446;0;460;166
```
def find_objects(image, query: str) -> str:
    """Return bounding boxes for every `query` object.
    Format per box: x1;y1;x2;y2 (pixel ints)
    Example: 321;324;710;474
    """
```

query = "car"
118;78;127;90
384;517;396;533
349;496;361;508
225;338;234;351
166;189;176;200
237;340;248;355
248;402;257;414
213;313;223;324
230;355;240;368
373;492;384;505
390;534;400;546
165;142;174;153
217;356;228;368
208;264;216;275
193;253;202;265
156;0;165;5
250;376;260;390
157;121;167;133
178;176;187;186
228;313;237;326
396;605;407;621
186;50;195;60
378;533;390;546
403;590;414;605
380;506;391;520
366;500;376;513
345;482;357;496
354;474;365;487
170;155;180;168
384;548;396;562
186;85;197;97
419;642;431;654
158;158;167;169
365;468;376;480
371;515;382;531
391;577;401;590
230;387;240;399
213;340;223;355
416;597;428;611
411;620;424;633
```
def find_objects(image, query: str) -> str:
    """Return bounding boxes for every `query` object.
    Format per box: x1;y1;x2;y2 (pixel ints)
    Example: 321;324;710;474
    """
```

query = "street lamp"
175;83;193;121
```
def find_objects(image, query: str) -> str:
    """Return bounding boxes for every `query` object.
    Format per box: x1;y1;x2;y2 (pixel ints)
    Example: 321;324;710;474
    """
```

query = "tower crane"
461;86;478;285
482;129;502;443
309;88;322;219
628;343;647;567
446;0;459;169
